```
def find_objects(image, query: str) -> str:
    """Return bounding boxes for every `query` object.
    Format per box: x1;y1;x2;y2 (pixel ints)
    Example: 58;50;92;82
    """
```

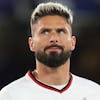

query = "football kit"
0;70;100;100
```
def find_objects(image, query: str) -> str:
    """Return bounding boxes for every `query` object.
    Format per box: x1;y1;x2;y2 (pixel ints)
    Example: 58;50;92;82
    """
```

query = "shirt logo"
83;97;87;100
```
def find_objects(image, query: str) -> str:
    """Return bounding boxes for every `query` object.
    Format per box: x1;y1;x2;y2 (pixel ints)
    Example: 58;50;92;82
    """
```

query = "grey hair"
30;2;73;26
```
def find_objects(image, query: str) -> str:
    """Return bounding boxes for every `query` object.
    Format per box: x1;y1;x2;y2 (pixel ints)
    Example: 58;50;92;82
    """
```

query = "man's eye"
57;29;66;34
41;30;50;35
43;31;49;35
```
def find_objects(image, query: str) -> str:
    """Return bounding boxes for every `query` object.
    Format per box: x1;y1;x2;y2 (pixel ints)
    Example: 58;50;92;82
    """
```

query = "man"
0;2;100;100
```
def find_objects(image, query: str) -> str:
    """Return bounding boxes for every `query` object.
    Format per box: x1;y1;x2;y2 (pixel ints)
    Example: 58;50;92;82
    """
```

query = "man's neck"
32;59;70;85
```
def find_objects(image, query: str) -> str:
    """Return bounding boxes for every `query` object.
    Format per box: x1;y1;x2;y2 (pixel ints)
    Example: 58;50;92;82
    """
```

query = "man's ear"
28;37;35;52
71;36;76;51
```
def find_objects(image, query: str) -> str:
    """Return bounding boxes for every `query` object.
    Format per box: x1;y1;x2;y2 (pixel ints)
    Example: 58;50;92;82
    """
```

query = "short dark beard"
35;45;72;68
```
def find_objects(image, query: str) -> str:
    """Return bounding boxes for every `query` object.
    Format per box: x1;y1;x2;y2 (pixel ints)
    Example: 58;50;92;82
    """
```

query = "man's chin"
35;50;72;68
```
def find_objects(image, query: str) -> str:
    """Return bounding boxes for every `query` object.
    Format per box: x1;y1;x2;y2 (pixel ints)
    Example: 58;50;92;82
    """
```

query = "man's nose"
49;32;59;43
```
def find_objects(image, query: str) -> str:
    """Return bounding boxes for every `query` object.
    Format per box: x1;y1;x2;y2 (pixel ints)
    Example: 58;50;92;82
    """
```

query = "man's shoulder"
72;74;100;89
0;72;31;92
0;72;36;99
1;76;24;91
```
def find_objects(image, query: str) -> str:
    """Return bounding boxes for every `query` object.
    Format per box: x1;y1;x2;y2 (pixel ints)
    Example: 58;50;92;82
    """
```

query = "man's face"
29;15;76;68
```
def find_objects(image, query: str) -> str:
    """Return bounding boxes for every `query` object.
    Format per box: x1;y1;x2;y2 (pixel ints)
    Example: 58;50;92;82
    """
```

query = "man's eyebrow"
56;28;69;32
41;28;51;31
56;28;66;31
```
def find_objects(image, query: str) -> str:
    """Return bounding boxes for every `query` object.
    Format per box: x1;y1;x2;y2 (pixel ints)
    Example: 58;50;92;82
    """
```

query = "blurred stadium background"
0;0;100;89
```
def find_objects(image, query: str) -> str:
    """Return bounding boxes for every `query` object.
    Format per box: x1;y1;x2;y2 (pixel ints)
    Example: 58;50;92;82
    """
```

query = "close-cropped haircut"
30;2;73;26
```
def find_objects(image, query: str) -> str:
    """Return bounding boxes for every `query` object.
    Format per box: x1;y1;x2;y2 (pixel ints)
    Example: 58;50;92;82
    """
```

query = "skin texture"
28;15;76;85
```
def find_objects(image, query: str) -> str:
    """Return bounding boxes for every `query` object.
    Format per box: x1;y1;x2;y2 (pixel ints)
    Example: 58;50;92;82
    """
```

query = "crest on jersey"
83;97;87;100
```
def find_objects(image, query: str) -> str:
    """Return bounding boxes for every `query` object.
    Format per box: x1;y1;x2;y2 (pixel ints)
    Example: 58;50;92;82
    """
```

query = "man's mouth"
47;47;60;52
44;45;63;52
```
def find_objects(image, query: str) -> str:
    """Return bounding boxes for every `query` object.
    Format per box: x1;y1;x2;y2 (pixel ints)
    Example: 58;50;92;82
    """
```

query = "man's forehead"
31;15;72;32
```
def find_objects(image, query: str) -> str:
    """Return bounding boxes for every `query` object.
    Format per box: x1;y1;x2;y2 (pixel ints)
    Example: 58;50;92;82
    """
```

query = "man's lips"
44;45;63;52
47;47;60;51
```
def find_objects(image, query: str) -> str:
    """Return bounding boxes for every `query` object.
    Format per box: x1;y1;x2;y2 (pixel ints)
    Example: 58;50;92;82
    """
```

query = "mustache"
44;44;64;52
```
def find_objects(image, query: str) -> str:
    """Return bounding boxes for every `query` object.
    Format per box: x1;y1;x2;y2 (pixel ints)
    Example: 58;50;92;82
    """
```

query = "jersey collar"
27;70;73;93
